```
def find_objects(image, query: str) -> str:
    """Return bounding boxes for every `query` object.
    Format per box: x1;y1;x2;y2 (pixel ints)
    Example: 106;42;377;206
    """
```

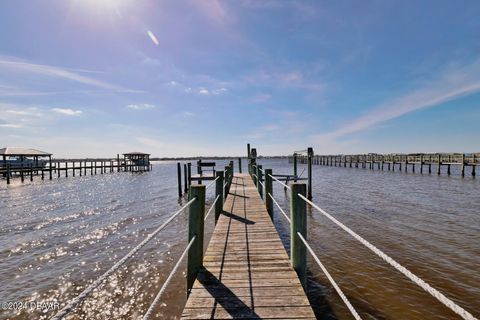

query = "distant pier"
1;148;152;185
292;153;478;177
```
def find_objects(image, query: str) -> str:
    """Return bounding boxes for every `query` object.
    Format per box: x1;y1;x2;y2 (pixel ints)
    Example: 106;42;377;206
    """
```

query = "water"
0;159;478;319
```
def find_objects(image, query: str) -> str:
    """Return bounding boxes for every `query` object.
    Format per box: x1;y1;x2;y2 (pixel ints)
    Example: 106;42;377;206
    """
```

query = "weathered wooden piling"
307;147;313;200
177;162;182;197
293;152;298;182
184;164;188;193
214;171;224;223
187;185;205;295
6;165;10;185
291;183;307;288
265;168;273;219
257;164;263;199
238;157;242;173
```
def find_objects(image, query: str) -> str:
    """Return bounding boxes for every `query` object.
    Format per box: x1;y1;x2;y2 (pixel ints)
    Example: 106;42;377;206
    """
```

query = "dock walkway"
181;173;315;319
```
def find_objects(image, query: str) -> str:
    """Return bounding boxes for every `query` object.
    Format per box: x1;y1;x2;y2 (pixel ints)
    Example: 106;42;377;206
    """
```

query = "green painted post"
187;185;205;295
265;169;273;219
238;158;242;173
215;171;224;223
257;165;263;199
252;164;257;185
291;183;307;288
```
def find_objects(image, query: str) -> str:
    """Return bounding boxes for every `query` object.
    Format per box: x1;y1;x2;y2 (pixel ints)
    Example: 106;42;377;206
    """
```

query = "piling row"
292;153;478;177
1;159;151;185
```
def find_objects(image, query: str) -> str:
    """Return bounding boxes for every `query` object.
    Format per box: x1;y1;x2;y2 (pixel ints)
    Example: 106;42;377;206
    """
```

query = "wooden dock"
181;173;315;319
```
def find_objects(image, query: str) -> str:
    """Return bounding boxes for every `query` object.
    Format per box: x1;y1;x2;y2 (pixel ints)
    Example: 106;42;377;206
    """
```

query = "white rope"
204;195;220;221
297;233;362;320
268;193;290;224
269;173;291;190
297;194;477;320
258;180;265;188
142;236;197;320
205;176;219;190
51;197;197;320
257;167;265;173
252;173;258;179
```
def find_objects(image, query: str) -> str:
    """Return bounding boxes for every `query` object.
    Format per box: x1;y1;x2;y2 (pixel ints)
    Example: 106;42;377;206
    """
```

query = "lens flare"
147;30;159;46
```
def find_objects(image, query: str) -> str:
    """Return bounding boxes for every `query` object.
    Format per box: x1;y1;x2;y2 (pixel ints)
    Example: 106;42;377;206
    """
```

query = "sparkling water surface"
0;159;478;319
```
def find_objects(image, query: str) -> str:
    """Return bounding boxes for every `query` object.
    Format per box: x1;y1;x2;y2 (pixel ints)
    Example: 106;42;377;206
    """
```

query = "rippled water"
0;159;478;319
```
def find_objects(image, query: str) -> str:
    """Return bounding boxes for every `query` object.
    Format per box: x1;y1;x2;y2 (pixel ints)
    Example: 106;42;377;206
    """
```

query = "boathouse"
0;147;52;169
122;152;151;171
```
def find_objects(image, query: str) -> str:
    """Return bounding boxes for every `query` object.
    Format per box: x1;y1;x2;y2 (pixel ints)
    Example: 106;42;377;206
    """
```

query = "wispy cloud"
0;57;142;92
51;108;83;116
126;103;156;110
312;59;480;142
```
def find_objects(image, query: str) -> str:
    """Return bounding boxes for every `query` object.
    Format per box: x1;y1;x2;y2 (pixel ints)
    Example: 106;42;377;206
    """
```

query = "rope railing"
51;197;197;320
268;192;290;224
268;173;291;190
297;232;362;320
266;188;358;317
297;193;477;320
204;195;220;221
205;176;219;190
142;236;197;320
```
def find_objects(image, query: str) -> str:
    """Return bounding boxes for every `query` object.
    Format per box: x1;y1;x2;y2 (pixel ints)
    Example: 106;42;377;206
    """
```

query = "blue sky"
0;0;479;157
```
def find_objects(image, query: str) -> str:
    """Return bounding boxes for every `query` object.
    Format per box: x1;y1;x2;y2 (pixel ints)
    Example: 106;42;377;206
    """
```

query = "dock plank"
181;173;315;319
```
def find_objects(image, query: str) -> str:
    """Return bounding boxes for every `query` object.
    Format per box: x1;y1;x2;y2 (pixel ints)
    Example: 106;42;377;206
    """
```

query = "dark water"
0;159;478;319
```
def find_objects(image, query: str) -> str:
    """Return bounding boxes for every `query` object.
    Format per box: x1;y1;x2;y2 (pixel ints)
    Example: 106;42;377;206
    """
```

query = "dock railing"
251;162;476;320
51;161;235;320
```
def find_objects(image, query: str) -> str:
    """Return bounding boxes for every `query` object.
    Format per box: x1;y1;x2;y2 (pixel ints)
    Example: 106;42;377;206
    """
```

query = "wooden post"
177;162;182;197
265;169;273;219
473;154;476;177
184;164;188;193
461;153;465;177
65;162;68;177
21;166;24;182
252;164;257;185
224;165;230;199
438;154;441;175
73;162;76;177
41;169;44;180
291;183;307;288
187;163;192;188
420;155;424;174
215;171;224;224
247;143;251;159
30;164;33;182
307;147;313;200
187;185;206;295
238;157;242;173
58;162;60;178
6;165;10;185
49;157;52;180
117;154;120;172
257;165;263;199
293;153;298;182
